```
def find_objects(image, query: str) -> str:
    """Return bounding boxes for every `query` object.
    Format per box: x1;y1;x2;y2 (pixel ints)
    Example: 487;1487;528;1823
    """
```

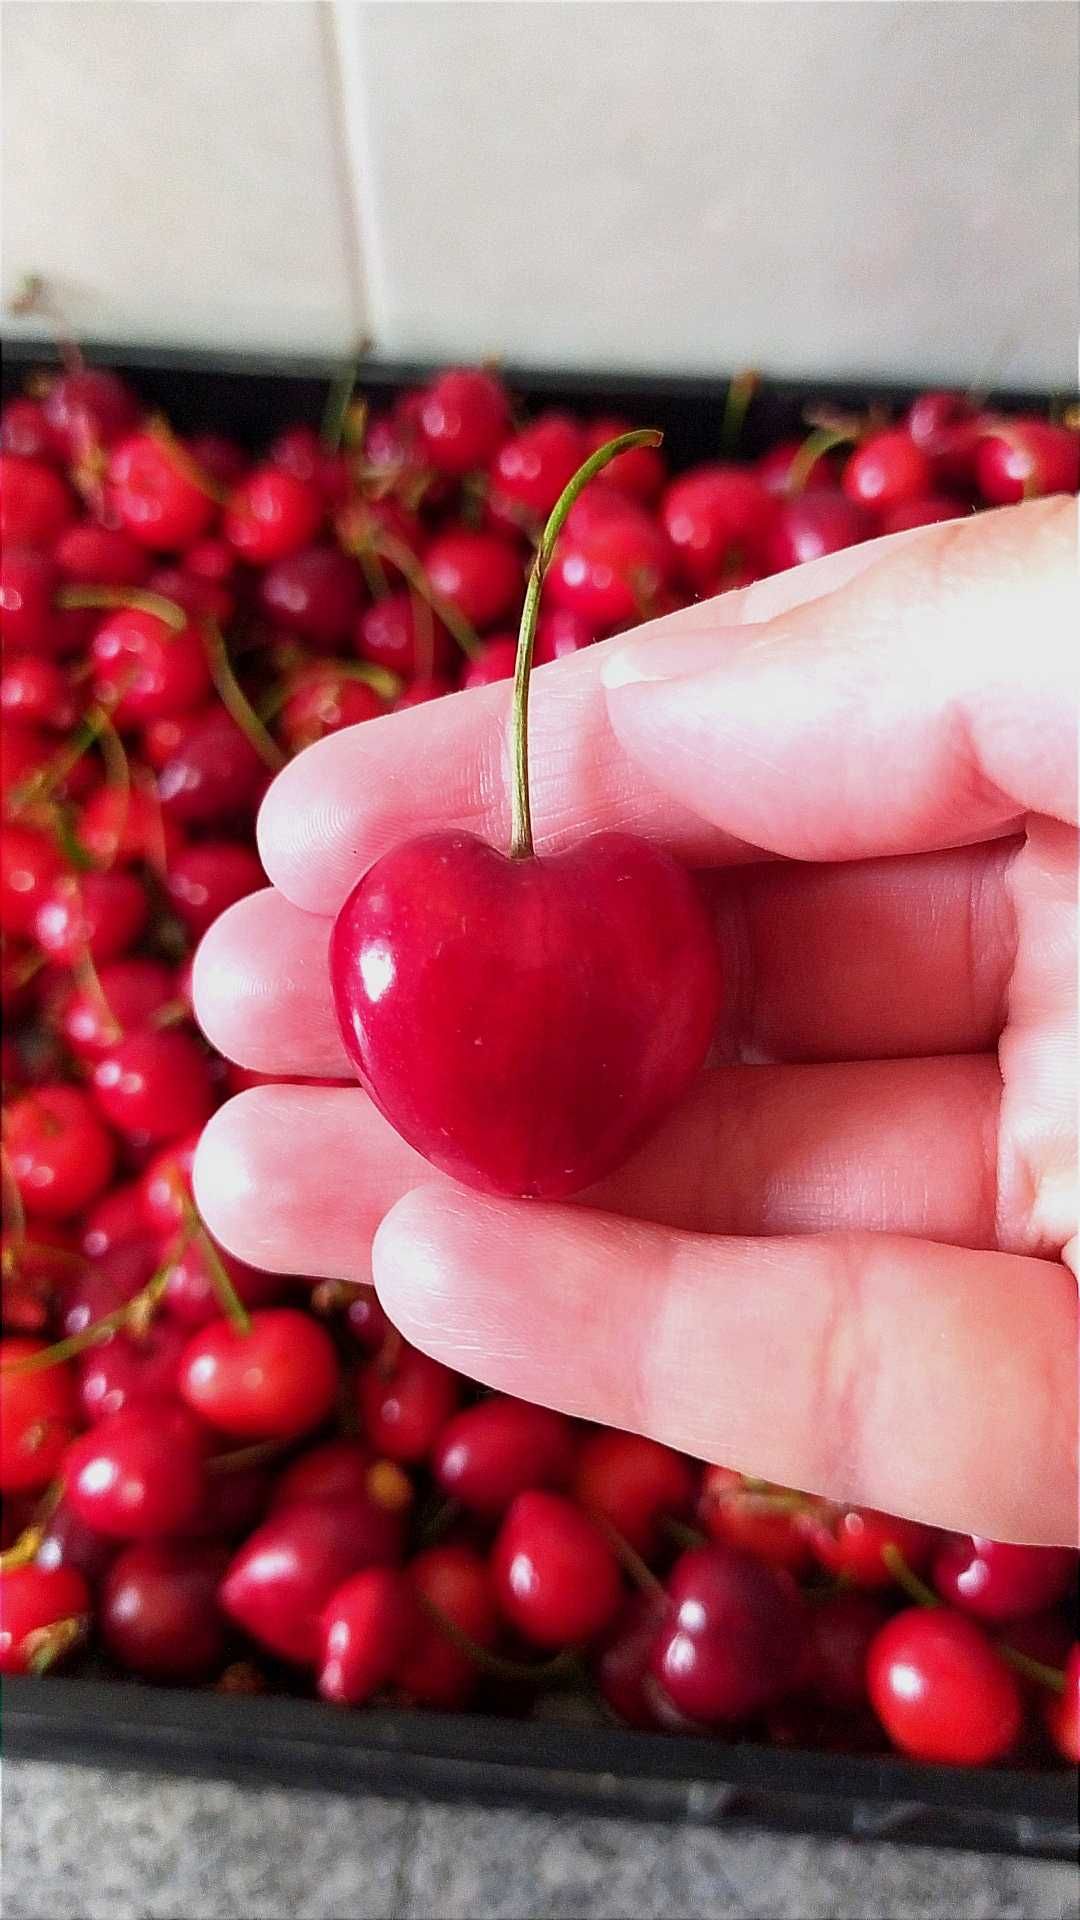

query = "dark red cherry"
342;1286;392;1352
974;418;1079;503
279;664;386;752
330;829;722;1198
0;1563;90;1674
433;1396;576;1517
178;1308;339;1441
573;1429;695;1556
799;1591;886;1710
698;1467;815;1573
355;589;455;680
258;545;365;648
1046;1645;1080;1764
0;455;76;545
581;417;666;503
800;1505;936;1589
184;534;236;583
35;870;148;967
842;431;934;511
81;1182;152;1260
461;635;518;687
762;490;874;571
76;784;179;868
272;1439;374;1510
163;1238;285;1328
396;1543;499;1709
905;391;980;485
660;465;776;587
60;1240;157;1338
492;1490;622;1648
92;1030;214;1142
140;1129;200;1237
931;1535;1074;1623
418;369;510;475
223;466;322;565
424;528;522;631
318;1565;415;1704
220;1492;405;1664
107;433;215;550
187;435;248;490
356;1341;460;1461
867;1608;1022;1765
34;1497;118;1586
101;1540;227;1682
155;705;266;826
165;839;265;939
63;1404;207;1539
0;1336;79;1492
4;1084;115;1220
77;1317;190;1422
91;606;210;726
146;562;234;627
594;1592;670;1729
650;1543;805;1723
54;959;174;1062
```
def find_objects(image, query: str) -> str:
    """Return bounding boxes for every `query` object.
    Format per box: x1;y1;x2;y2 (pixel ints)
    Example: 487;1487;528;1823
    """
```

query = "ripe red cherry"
1;397;55;461
393;676;454;709
223;466;322;565
35;870;149;967
258;545;365;647
461;635;518;687
77;1318;190;1422
931;1535;1074;1622
492;1491;622;1648
424;529;522;630
878;495;967;534
146;563;234;627
155;705;266;826
762;490;874;571
0;1564;90;1675
867;1608;1022;1765
0;455;76;545
356;1342;460;1461
60;1241;156;1339
140;1129;200;1236
756;437;840;495
660;465;776;587
107;433;215;550
581;417;666;503
1;719;54;813
1;655;75;730
594;1593;671;1729
490;414;586;521
1046;1645;1080;1764
54;523;150;587
220;1493;405;1664
101;1541;227;1682
63;1404;207;1539
432;1396;576;1517
355;589;455;679
92;1028;213;1143
279;664;386;752
43;368;139;456
0;825;64;937
76;784;178;868
0;1337;79;1491
184;534;236;583
842;431;934;511
799;1591;886;1710
165;839;265;939
800;1505;936;1589
905;391;980;485
342;1286;392;1352
179;1308;339;1440
273;1439;376;1510
4;1084;115;1219
547;507;672;628
396;1543;499;1709
532;607;596;664
974;418;1079;503
187;434;248;490
0;548;61;654
418;368;510;474
698;1467;814;1573
573;1429;695;1555
163;1238;285;1328
90;606;210;726
34;1496;118;1586
81;1181;152;1259
330;830;721;1198
318;1565;414;1704
650;1543;805;1723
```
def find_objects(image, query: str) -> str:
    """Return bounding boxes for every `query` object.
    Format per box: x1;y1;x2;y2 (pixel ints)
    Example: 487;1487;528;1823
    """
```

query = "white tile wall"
3;0;1077;385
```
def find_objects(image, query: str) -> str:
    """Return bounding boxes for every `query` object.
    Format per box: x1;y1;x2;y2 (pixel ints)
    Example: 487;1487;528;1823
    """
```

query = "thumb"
600;497;1077;862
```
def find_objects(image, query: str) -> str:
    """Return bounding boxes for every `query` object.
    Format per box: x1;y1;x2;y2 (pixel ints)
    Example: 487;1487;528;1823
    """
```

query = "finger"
602;497;1078;860
372;1187;1078;1543
193;888;351;1079
192;1055;1000;1283
256;535;917;913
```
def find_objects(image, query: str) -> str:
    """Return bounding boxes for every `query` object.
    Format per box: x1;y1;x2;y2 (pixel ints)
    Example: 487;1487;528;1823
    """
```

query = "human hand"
193;496;1078;1545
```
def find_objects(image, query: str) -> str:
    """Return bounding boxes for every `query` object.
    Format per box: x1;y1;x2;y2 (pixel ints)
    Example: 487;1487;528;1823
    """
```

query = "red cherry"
698;1467;814;1573
163;1238;285;1328
330;830;721;1198
762;490;873;571
77;1317;190;1422
107;433;215;551
490;414;586;521
0;824;64;937
393;676;454;710
187;435;248;489
101;1540;227;1681
931;1535;1074;1623
0;1337;79;1491
4;1084;115;1219
424;529;523;630
146;563;234;628
43;369;139;456
0;1564;90;1674
1;720;54;812
801;1505;936;1590
418;369;510;475
0;455;76;545
220;1493;405;1664
60;1240;156;1339
1046;1645;1080;1764
183;535;236;583
165;840;265;938
878;495;967;534
356;1342;460;1461
279;664;386;753
396;1543;499;1709
867;1608;1022;1765
532;607;596;664
224;466;322;565
594;1592;671;1729
1;656;75;731
335;494;426;584
180;1464;270;1545
842;431;934;512
140;1130;200;1236
461;636;518;688
273;1439;375;1509
573;1429;695;1556
905;391;980;485
493;1490;622;1648
54;523;150;587
0;547;61;654
1;397;55;461
34;1496;118;1586
82;1180;156;1258
974;418;1079;503
581;417;666;503
179;1308;339;1440
650;1543;805;1723
36;870;148;967
64;1404;207;1539
799;1591;886;1710
90;606;210;726
318;1565;414;1705
342;1286;392;1352
258;545;365;647
155;705;266;826
756;438;840;495
433;1396;576;1517
547;507;672;628
355;589;455;679
76;784;177;868
92;1029;214;1142
661;465;776;588
268;425;347;506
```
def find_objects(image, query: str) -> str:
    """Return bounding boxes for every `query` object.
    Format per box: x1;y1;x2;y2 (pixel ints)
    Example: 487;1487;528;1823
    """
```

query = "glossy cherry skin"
355;589;455;680
107;433;215;550
761;491;872;572
220;1494;405;1664
1;397;55;461
547;506;672;628
798;1591;886;1710
91;607;211;726
594;1593;671;1729
0;547;60;654
493;1491;622;1648
331;829;722;1199
78;1318;190;1423
165;840;265;939
0;1337;79;1491
396;1543;500;1709
842;431;934;512
35;870;149;968
0;1564;91;1674
34;1497;118;1586
356;1342;460;1462
866;1608;1022;1765
661;465;776;587
800;1505;936;1589
878;495;967;534
582;416;667;503
92;1030;215;1142
1;654;75;730
433;1396;576;1517
101;1541;228;1682
279;665;386;753
974;419;1079;503
418;369;510;474
1046;1645;1080;1764
0;824;64;937
424;529;523;630
489;413;586;521
931;1535;1074;1623
76;784;178;868
63;1404;207;1539
155;705;266;826
649;1543;806;1724
532;607;596;664
0;455;76;545
223;466;322;565
756;438;840;495
55;522;151;587
342;1286;392;1352
179;1308;339;1441
140;1129;200;1236
698;1467;815;1573
4;1084;115;1220
272;1439;375;1510
163;1238;285;1329
573;1429;696;1556
905;391;980;485
461;636;518;688
318;1565;415;1705
258;545;365;647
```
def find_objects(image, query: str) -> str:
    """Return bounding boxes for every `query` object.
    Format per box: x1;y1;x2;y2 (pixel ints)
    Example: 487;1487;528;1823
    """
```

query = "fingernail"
600;629;731;690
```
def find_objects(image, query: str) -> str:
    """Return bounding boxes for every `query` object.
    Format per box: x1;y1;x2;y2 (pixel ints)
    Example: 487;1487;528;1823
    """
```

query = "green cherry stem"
509;429;663;861
880;1545;1066;1693
55;585;188;629
881;1543;939;1608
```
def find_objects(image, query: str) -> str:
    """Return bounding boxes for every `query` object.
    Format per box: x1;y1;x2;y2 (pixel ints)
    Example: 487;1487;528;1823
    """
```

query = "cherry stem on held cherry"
509;429;663;861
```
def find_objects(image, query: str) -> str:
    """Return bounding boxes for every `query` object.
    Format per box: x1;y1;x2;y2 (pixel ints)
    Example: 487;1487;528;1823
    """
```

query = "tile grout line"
388;1798;418;1920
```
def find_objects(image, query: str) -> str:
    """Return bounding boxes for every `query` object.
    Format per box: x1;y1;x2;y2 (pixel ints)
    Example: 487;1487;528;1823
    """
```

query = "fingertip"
372;1183;507;1352
193;1090;292;1272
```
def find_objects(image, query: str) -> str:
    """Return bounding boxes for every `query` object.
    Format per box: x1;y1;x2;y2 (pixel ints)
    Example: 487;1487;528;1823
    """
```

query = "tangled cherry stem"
0;1481;63;1571
201;619;286;772
0;1246;182;1376
509;430;662;860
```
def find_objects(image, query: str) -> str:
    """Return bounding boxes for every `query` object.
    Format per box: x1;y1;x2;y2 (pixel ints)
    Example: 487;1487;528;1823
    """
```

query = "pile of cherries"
1;355;1077;1773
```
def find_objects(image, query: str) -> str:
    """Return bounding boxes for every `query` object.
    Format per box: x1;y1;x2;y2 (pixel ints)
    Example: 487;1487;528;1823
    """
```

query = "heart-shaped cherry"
330;432;723;1199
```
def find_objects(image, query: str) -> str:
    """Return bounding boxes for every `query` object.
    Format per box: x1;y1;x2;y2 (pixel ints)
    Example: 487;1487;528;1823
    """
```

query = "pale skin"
193;496;1079;1548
